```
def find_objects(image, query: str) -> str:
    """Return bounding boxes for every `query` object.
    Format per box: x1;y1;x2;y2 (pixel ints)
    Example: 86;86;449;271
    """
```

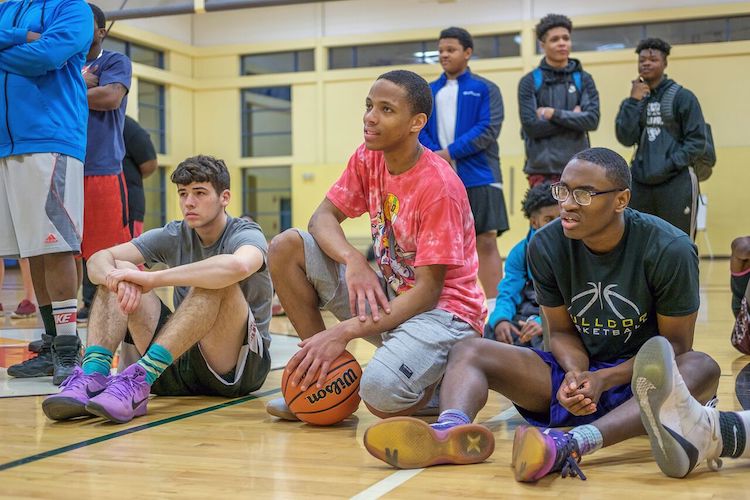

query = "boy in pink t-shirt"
266;70;486;420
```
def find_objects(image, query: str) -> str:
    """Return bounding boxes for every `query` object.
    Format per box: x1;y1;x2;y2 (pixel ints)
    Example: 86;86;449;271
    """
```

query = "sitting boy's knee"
268;230;302;260
359;365;420;415
448;338;485;365
732;236;750;258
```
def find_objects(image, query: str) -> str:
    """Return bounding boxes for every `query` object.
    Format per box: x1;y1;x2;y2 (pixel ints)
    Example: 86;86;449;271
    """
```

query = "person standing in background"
519;14;600;187
420;27;508;302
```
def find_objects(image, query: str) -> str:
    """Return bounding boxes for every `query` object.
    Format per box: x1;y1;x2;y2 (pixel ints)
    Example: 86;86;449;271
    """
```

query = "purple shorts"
514;348;633;428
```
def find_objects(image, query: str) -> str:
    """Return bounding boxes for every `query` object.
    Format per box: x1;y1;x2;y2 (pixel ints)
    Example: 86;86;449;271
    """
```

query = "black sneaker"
52;335;82;386
8;335;54;378
76;306;89;324
28;338;45;353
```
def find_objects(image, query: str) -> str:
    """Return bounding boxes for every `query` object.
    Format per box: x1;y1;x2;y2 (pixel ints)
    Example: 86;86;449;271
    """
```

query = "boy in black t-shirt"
363;147;720;481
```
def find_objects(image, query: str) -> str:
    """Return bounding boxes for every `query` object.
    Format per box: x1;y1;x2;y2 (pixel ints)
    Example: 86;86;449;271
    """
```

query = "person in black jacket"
122;115;158;239
615;38;709;239
519;14;600;187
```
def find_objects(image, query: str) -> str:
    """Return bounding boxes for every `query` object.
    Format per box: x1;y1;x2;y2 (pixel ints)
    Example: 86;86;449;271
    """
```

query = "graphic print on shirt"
568;281;648;343
646;101;663;142
373;193;415;294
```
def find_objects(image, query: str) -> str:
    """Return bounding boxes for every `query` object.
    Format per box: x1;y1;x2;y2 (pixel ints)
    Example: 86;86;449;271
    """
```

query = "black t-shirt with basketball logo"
528;208;699;362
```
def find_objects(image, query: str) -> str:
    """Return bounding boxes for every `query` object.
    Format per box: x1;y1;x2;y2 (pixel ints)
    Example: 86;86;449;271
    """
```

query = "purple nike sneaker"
85;363;150;424
42;367;109;420
512;425;586;481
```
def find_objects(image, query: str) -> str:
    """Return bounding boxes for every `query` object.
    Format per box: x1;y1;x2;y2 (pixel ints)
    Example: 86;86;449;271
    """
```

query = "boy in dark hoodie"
615;38;710;239
518;13;600;187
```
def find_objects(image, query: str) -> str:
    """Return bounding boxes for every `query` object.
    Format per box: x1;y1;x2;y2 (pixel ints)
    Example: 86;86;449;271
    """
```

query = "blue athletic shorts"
514;349;633;428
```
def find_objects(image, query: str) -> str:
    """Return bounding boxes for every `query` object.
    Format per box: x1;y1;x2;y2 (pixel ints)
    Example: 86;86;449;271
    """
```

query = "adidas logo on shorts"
44;233;58;244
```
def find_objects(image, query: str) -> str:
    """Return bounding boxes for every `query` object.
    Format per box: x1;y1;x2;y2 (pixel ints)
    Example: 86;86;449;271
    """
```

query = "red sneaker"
11;299;37;319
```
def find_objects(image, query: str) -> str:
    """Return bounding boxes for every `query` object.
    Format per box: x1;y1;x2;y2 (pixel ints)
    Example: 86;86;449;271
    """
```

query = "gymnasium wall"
110;0;750;256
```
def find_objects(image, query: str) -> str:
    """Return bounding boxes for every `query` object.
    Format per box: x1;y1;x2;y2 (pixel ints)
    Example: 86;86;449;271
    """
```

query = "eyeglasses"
551;183;626;206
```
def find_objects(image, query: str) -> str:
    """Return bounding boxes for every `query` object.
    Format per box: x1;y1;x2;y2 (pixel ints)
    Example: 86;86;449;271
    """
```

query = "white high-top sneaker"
632;336;723;478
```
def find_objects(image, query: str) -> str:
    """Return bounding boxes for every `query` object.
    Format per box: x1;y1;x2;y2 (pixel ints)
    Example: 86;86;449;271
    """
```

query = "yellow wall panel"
122;3;750;255
292;84;319;164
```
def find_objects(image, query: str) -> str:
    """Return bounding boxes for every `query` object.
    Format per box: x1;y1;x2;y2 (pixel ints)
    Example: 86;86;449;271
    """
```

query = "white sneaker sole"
632;336;699;478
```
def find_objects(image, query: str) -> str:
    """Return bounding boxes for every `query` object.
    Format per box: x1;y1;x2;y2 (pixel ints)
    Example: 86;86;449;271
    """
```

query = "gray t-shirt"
132;216;272;348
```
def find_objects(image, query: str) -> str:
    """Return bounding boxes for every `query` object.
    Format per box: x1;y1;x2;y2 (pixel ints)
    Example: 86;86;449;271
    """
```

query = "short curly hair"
571;147;631;190
377;70;433;118
522;182;558;219
636;38;671;57
535;13;572;41
171;155;230;193
439;27;473;50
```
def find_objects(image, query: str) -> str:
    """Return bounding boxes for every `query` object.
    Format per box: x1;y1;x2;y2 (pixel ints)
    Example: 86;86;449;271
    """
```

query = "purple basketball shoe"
85;363;150;423
42;367;109;420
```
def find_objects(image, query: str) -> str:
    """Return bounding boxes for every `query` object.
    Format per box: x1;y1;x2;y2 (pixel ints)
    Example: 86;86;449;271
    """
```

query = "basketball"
281;350;362;426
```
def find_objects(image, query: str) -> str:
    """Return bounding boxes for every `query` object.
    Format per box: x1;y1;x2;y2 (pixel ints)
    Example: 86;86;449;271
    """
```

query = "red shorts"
130;220;144;238
527;174;560;188
81;172;132;259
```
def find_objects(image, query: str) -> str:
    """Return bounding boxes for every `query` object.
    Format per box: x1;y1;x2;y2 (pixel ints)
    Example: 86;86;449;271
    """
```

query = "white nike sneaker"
632;336;723;478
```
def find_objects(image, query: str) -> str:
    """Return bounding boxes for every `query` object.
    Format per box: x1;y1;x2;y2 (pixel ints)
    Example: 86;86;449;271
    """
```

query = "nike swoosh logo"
733;425;739;457
665;425;699;474
86;387;104;398
636;377;666;455
132;396;148;410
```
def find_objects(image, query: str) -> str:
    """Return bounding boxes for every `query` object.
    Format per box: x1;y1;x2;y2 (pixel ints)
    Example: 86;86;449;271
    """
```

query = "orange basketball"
281;350;362;426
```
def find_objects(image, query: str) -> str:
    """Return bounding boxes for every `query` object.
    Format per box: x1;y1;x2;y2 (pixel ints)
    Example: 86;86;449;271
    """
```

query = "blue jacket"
487;228;543;329
420;69;504;188
0;0;92;162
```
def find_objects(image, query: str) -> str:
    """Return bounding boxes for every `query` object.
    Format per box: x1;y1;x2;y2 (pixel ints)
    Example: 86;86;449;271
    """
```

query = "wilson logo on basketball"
306;368;359;405
282;350;363;425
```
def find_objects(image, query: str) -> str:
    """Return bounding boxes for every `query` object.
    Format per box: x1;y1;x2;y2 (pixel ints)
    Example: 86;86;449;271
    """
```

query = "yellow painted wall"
110;2;750;256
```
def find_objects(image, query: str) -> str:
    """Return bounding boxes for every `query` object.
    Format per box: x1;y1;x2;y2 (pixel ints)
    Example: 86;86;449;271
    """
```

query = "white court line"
351;406;520;500
350;468;425;500
480;406;519;427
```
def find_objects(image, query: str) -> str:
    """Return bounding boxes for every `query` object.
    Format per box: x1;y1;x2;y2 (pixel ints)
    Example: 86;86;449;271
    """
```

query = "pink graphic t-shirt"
326;143;487;333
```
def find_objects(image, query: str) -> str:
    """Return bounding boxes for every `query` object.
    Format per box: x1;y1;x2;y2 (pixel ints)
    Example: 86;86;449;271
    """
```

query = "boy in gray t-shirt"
43;155;272;424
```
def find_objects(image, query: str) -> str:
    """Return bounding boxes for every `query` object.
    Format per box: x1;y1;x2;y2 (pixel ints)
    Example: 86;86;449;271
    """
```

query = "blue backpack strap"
572;71;582;93
532;67;543;91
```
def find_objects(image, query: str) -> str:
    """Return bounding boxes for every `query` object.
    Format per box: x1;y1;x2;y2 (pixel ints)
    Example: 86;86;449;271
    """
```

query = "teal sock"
137;344;174;385
571;424;603;456
81;345;113;376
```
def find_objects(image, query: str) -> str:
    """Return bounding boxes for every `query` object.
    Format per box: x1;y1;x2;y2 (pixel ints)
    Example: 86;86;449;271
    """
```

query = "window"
572;24;644;52
646;18;726;45
328;33;521;69
240;50;314;75
729;16;750;41
138;80;166;154
103;36;164;68
241;87;292;157
242;167;292;239
143;166;167;231
473;34;522;59
564;15;750;53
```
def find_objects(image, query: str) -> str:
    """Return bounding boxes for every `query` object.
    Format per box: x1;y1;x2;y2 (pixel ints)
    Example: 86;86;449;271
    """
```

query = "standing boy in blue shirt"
1;0;93;384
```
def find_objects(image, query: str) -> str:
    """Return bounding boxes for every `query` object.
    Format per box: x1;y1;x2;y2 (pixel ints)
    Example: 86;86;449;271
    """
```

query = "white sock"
571;424;603;456
52;299;77;336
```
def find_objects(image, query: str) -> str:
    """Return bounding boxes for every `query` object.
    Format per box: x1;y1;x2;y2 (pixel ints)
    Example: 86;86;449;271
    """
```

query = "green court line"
0;386;281;473
1;361;366;472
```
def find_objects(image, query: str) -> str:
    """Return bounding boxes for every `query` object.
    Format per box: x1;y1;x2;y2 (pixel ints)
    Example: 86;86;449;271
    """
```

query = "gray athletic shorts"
295;229;477;414
0;153;83;258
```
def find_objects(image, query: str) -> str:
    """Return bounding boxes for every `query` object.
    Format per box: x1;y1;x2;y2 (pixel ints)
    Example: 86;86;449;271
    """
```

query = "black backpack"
660;83;716;182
